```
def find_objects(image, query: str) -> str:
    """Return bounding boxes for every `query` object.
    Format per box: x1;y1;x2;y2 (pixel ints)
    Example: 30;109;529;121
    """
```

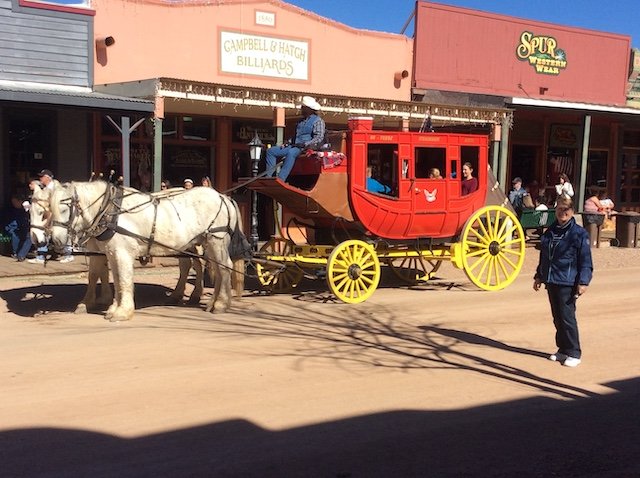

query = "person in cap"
265;95;326;182
508;176;528;215
183;178;194;189
38;169;55;190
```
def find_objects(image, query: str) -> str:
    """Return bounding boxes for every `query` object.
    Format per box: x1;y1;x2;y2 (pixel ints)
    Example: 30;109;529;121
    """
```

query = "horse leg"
168;257;191;303
105;255;120;320
232;258;245;299
75;255;100;314
96;255;113;306
187;257;204;304
204;240;232;314
106;250;135;322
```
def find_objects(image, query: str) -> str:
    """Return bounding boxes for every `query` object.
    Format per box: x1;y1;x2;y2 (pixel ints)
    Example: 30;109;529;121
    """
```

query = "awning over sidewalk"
0;80;154;112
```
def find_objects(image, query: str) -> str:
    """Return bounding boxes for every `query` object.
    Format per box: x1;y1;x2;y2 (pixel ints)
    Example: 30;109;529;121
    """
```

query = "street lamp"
248;132;264;249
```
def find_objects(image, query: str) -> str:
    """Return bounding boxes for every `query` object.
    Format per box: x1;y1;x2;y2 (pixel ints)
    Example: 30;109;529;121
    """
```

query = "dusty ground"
0;245;639;477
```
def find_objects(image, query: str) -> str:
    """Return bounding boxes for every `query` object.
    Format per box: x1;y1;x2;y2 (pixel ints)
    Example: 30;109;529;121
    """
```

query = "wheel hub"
348;264;362;279
488;241;501;255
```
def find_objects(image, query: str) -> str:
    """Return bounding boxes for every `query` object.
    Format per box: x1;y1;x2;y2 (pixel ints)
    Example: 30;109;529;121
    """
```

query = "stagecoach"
246;120;526;303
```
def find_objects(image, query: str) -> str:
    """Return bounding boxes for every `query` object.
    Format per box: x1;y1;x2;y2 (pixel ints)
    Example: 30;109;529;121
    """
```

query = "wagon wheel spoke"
327;240;380;303
387;254;443;284
255;237;303;294
460;206;525;291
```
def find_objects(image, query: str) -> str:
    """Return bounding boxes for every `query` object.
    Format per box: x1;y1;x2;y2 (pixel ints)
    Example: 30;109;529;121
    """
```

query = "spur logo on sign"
516;31;567;75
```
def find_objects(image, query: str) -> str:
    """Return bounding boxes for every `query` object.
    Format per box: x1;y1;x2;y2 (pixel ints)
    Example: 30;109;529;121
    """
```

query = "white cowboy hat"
301;95;321;111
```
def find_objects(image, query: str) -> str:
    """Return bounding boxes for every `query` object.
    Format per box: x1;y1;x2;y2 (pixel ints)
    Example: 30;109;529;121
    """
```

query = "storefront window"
586;150;608;197
183;116;214;141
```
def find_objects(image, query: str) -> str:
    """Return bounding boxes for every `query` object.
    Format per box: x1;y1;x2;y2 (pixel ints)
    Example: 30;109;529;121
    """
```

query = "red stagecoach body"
248;127;491;241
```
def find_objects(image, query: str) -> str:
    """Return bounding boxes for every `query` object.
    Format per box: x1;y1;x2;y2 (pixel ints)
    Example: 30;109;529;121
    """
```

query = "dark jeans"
547;284;581;359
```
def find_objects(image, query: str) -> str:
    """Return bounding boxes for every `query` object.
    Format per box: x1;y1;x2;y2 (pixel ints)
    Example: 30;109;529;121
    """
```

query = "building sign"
255;10;275;27
220;30;309;80
516;31;567;75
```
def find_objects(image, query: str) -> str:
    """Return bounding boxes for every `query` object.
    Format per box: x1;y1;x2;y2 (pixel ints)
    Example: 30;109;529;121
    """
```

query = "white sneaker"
562;356;581;367
27;257;45;264
59;256;75;263
548;351;567;362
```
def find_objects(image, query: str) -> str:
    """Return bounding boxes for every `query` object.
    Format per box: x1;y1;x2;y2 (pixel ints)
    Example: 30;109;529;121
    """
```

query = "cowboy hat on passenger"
300;96;321;111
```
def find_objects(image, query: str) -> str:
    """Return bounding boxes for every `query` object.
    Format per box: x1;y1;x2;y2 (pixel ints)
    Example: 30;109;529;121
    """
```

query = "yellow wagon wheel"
387;256;443;284
326;240;381;303
456;205;525;291
255;237;303;294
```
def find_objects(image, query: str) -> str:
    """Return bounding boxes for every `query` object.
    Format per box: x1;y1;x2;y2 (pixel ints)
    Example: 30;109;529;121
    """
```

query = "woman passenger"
461;162;478;195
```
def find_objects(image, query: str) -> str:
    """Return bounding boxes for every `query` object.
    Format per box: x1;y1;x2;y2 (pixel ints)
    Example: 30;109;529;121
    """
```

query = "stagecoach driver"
265;95;326;182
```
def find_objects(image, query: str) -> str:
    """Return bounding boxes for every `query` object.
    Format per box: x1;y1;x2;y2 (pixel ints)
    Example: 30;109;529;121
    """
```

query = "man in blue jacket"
533;197;593;367
265;96;326;182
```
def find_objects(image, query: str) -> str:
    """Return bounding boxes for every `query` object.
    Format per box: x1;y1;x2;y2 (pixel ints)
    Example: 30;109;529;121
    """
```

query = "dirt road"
1;247;639;477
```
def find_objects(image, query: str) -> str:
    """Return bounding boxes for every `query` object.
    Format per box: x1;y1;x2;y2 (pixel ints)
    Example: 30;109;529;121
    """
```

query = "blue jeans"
265;145;302;181
547;284;581;359
7;226;32;259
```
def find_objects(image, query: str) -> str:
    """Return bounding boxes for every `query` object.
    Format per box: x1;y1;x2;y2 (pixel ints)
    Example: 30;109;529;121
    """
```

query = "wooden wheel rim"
460;206;525;291
327;240;380;303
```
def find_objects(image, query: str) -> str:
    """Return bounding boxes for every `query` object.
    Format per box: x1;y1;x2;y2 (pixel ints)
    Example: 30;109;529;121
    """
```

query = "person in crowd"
555;173;574;204
461;162;478;195
584;191;616;218
429;168;442;179
183;178;194;189
526;179;540;200
535;196;548;211
28;169;74;264
201;176;213;188
366;166;391;194
265;96;326;182
508;176;529;214
2;193;32;262
533;197;593;368
160;179;171;190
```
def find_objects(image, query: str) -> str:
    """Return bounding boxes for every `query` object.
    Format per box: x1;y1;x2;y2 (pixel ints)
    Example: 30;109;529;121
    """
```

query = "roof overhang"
509;96;640;116
96;78;511;126
0;80;154;112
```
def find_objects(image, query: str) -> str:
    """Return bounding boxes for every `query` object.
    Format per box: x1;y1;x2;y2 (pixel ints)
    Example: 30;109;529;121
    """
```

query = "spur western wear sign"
516;31;567;75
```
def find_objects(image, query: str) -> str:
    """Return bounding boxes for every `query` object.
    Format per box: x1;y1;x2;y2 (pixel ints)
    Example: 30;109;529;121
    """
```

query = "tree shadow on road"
1;377;638;477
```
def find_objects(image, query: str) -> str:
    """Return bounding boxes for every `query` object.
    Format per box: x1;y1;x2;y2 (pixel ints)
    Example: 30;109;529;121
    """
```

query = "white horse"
44;181;245;321
30;185;245;315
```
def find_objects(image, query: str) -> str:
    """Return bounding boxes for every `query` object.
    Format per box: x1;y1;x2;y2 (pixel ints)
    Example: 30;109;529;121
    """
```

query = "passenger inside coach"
366;166;391;194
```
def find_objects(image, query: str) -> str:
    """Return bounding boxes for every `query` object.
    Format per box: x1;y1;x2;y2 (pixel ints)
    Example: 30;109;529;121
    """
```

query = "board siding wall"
1;0;92;87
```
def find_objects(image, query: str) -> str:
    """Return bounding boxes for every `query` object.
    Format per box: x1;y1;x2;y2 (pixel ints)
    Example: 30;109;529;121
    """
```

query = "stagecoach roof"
95;78;513;126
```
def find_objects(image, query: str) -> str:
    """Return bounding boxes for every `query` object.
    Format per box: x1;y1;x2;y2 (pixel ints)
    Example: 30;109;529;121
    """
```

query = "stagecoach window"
461;146;480;183
415;147;446;179
367;143;398;197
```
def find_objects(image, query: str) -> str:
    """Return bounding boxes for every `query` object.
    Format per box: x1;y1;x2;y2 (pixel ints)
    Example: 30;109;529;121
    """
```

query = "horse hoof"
74;303;88;314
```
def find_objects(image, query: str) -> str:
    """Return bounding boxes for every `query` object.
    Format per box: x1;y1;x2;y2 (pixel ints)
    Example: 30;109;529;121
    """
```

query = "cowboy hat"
300;96;321;111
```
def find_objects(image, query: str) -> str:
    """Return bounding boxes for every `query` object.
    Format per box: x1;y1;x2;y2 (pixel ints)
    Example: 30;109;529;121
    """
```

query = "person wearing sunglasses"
533;197;593;367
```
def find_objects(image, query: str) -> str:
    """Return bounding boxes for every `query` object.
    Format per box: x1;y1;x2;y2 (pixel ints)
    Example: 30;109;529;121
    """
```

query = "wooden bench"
519;208;555;238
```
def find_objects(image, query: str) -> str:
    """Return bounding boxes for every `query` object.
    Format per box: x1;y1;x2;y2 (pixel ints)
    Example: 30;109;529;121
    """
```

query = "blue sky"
49;0;639;48
286;0;640;47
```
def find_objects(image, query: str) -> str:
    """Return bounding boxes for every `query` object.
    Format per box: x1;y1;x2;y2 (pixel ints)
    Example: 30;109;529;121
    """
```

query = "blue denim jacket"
535;217;593;286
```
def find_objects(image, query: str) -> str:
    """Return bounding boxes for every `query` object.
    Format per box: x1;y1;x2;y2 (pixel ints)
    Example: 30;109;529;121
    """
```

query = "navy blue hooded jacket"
535;217;593;287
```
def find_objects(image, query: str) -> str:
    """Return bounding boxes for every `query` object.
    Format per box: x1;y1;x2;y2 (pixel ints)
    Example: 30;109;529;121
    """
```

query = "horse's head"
49;180;111;249
49;182;76;249
29;186;53;247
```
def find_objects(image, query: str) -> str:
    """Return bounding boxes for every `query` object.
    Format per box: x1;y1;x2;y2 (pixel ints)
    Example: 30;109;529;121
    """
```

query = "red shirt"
462;177;478;196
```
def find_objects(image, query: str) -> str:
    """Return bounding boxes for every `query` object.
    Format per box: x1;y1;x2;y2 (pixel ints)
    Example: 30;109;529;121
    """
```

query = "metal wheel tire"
387;256;443;284
459;206;525;291
326;240;380;303
255;238;303;294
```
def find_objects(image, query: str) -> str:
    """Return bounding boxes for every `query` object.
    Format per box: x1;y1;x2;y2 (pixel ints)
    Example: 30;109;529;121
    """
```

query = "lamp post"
248;132;264;250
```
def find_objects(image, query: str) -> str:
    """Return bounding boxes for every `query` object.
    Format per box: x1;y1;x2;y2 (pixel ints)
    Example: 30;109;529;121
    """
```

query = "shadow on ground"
1;377;638;477
0;282;173;318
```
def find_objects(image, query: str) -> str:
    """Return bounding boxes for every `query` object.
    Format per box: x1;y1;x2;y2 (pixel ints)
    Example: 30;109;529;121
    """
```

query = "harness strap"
144;198;160;259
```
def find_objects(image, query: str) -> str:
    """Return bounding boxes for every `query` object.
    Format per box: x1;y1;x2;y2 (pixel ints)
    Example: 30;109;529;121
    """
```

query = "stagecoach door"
413;145;448;214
